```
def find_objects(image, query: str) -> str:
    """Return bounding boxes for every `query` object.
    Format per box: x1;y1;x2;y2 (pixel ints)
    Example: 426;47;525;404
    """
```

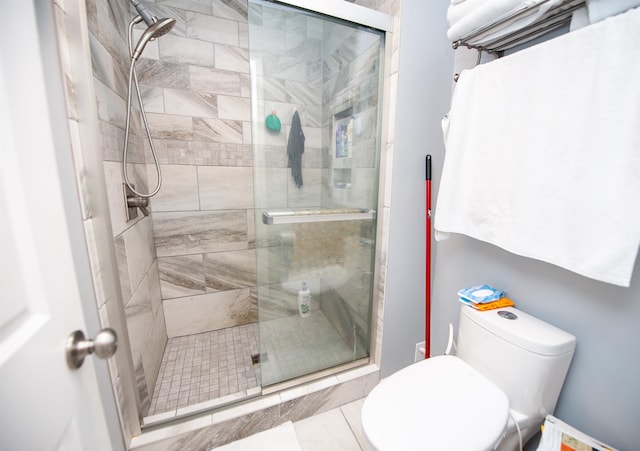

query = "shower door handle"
262;208;376;225
65;328;118;369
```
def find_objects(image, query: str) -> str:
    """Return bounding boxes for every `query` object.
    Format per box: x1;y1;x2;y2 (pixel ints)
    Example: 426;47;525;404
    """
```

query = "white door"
0;2;122;450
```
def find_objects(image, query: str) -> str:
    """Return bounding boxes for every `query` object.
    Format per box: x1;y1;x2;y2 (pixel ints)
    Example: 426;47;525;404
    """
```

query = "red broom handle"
425;155;432;359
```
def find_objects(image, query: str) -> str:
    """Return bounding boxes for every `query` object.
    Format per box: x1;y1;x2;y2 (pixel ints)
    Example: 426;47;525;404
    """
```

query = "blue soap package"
458;285;505;304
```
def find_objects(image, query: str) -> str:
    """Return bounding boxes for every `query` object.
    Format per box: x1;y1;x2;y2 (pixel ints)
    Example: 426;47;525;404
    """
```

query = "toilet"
361;306;576;451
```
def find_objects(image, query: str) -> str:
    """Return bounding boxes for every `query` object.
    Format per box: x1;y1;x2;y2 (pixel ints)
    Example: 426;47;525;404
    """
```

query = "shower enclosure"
249;0;384;387
82;0;384;426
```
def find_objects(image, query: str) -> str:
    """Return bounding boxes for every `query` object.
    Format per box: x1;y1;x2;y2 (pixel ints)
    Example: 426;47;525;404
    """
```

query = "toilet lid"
362;355;509;451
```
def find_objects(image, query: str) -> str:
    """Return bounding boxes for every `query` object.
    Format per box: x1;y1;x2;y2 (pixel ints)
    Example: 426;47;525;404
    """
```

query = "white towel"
448;0;507;25
435;7;640;287
447;0;564;44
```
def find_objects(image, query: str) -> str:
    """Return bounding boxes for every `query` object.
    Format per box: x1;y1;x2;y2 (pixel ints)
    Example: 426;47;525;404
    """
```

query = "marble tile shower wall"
89;0;167;415
144;0;334;337
247;3;382;335
87;0;389;419
248;1;325;324
248;1;324;182
136;0;259;342
320;27;382;350
321;23;382;210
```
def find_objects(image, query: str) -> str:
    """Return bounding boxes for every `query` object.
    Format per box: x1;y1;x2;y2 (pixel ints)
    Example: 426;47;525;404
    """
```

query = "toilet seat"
362;355;510;451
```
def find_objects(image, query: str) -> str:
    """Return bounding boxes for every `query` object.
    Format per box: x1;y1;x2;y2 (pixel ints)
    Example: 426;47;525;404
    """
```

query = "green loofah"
265;112;281;132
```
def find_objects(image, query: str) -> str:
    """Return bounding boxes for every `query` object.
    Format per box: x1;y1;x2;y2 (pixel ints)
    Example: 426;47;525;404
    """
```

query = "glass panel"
249;0;384;387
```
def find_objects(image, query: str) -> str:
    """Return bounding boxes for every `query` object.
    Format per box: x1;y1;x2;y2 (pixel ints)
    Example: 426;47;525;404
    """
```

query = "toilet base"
495;410;543;451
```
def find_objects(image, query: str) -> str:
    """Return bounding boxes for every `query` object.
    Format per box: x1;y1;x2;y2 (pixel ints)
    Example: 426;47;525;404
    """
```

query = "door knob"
66;328;118;369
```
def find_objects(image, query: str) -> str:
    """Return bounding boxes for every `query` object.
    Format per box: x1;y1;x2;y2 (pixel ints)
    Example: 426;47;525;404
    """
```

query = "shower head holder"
131;16;176;61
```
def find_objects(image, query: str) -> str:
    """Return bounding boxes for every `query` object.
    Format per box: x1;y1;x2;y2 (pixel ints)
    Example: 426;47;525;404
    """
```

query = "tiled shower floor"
148;323;260;416
148;312;356;417
259;312;357;386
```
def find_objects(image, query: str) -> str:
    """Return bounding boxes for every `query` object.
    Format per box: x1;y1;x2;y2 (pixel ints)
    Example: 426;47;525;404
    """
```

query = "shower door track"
140;357;371;430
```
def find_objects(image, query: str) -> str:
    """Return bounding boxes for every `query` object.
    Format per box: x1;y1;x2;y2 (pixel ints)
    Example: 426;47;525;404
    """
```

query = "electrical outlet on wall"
414;341;426;362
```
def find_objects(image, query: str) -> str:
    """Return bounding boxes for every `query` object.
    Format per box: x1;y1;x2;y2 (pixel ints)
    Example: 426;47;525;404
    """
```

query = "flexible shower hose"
122;16;162;198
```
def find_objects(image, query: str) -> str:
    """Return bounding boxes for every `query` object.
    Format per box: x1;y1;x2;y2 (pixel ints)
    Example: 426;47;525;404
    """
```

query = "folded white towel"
436;7;640;287
448;0;503;25
447;0;563;44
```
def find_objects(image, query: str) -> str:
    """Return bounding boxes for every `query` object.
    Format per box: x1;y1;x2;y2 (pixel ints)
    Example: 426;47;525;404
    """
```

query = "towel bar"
452;0;586;54
262;208;376;225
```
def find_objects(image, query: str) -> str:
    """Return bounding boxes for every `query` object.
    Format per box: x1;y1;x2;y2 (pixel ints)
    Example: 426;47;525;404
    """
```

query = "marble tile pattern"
149;324;260;416
88;0;393;426
189;399;368;451
216;421;301;451
153;210;248;257
293;407;362;451
130;364;379;450
249;3;383;355
140;0;386;346
147;309;370;420
90;0;173;413
163;289;257;337
259;312;359;386
125;1;262;342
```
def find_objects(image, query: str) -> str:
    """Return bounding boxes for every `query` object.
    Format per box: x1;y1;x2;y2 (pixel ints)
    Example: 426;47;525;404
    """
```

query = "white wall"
432;237;640;450
384;2;640;450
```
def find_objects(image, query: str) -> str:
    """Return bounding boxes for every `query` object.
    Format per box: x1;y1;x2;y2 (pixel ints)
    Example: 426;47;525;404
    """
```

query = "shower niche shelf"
332;107;354;193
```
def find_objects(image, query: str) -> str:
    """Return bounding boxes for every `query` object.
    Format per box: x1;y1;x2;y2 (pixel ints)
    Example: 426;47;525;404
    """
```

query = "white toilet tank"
456;306;576;418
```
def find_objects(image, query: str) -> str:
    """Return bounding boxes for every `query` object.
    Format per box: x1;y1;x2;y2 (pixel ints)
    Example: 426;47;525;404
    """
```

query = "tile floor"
213;397;543;451
214;398;367;451
259;312;357;385
149;312;358;416
149;324;260;415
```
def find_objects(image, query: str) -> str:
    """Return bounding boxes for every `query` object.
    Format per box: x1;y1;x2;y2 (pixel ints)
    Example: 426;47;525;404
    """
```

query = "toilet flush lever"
66;328;118;369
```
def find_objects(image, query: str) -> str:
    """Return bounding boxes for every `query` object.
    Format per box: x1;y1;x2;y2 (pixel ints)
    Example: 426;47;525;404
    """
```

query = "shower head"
131;16;176;61
129;0;176;61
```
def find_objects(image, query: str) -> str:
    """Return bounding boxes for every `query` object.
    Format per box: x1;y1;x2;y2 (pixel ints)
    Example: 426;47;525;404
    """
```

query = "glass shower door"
248;0;384;387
